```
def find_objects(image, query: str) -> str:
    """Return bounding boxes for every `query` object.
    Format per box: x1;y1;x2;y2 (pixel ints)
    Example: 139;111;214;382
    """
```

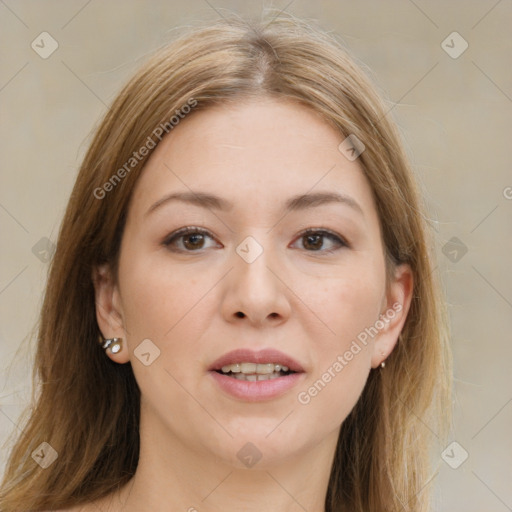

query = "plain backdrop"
0;1;511;510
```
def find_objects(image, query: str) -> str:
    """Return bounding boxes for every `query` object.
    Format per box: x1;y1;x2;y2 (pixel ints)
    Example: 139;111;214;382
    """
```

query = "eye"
291;228;348;253
162;227;220;252
163;227;348;254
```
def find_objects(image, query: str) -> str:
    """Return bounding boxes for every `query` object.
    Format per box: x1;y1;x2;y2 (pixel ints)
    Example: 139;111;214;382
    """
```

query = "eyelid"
162;226;349;252
162;226;219;247
292;228;349;251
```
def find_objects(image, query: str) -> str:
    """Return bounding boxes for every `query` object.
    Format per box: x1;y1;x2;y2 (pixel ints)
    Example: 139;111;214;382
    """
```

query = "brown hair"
0;12;451;511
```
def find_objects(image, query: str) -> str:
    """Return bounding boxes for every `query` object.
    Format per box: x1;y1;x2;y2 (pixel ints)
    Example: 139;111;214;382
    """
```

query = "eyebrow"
145;190;364;217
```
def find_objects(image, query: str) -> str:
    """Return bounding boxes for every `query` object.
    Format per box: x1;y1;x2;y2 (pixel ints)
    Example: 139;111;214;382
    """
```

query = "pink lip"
208;348;306;402
209;371;305;402
208;348;305;373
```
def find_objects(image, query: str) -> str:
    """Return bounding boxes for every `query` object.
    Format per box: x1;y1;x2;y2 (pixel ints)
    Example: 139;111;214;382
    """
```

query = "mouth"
209;348;305;375
208;348;306;402
214;362;297;381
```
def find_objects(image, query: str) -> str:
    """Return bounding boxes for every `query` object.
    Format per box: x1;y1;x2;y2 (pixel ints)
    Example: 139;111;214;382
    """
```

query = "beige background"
1;1;511;510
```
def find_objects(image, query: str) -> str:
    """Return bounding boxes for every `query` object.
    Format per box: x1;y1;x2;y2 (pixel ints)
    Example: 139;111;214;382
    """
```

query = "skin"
83;97;412;512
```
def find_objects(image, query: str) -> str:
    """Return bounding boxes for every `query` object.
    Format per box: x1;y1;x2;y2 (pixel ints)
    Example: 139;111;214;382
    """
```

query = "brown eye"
163;227;218;252
294;229;347;253
182;233;205;250
303;233;323;251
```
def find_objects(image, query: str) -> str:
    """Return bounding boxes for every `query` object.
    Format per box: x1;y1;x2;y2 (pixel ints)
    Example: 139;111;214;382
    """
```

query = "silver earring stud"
111;339;122;353
101;337;122;353
380;351;386;368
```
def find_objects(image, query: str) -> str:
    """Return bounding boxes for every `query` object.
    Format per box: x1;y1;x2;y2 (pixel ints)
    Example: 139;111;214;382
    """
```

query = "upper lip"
209;348;305;373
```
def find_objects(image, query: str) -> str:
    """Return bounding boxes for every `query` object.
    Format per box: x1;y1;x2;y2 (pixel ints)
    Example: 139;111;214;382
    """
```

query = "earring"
100;337;123;354
380;351;386;368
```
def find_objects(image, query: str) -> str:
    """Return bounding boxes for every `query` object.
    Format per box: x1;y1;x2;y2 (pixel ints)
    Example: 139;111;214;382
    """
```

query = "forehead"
129;98;379;224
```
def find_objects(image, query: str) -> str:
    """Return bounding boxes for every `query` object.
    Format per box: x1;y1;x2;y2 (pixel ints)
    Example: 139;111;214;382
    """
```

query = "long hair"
0;12;451;511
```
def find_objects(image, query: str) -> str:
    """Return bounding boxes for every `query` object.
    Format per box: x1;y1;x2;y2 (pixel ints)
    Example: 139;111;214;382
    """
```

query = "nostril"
235;312;245;318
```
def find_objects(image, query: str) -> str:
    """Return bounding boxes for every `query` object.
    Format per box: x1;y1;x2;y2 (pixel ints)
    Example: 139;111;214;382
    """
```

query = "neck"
104;403;339;512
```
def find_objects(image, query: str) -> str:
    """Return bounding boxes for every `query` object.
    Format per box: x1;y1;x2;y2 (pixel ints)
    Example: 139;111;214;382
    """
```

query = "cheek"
119;249;197;336
117;253;215;413
294;262;384;349
291;267;382;426
118;250;221;380
296;355;370;437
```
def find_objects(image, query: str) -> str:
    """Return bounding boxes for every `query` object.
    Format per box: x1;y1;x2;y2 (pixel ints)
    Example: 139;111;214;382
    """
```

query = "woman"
0;12;452;512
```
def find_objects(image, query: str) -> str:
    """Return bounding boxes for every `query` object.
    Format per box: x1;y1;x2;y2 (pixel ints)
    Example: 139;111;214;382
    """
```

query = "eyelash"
162;226;349;254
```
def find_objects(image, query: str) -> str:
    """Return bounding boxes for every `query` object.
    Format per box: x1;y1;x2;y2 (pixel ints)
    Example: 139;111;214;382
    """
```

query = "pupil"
184;234;204;249
304;234;322;250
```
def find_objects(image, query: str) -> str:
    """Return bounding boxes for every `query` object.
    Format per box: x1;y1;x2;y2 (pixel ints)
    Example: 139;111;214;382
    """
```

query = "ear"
371;263;414;369
92;263;129;364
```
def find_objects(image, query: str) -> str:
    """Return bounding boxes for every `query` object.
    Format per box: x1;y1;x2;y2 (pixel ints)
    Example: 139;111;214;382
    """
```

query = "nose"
220;242;291;327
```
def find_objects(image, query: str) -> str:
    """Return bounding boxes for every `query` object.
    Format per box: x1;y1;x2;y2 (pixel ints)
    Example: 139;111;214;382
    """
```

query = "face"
94;97;412;470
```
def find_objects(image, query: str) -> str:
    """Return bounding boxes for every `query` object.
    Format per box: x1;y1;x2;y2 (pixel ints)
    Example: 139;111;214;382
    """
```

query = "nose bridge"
222;233;290;324
233;233;278;294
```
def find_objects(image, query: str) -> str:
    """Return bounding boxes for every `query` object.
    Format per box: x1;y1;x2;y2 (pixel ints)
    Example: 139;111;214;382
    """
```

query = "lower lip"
209;371;305;402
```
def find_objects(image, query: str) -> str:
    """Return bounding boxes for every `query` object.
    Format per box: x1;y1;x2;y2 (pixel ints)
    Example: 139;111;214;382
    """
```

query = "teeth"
234;371;283;381
220;362;291;375
240;363;257;373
